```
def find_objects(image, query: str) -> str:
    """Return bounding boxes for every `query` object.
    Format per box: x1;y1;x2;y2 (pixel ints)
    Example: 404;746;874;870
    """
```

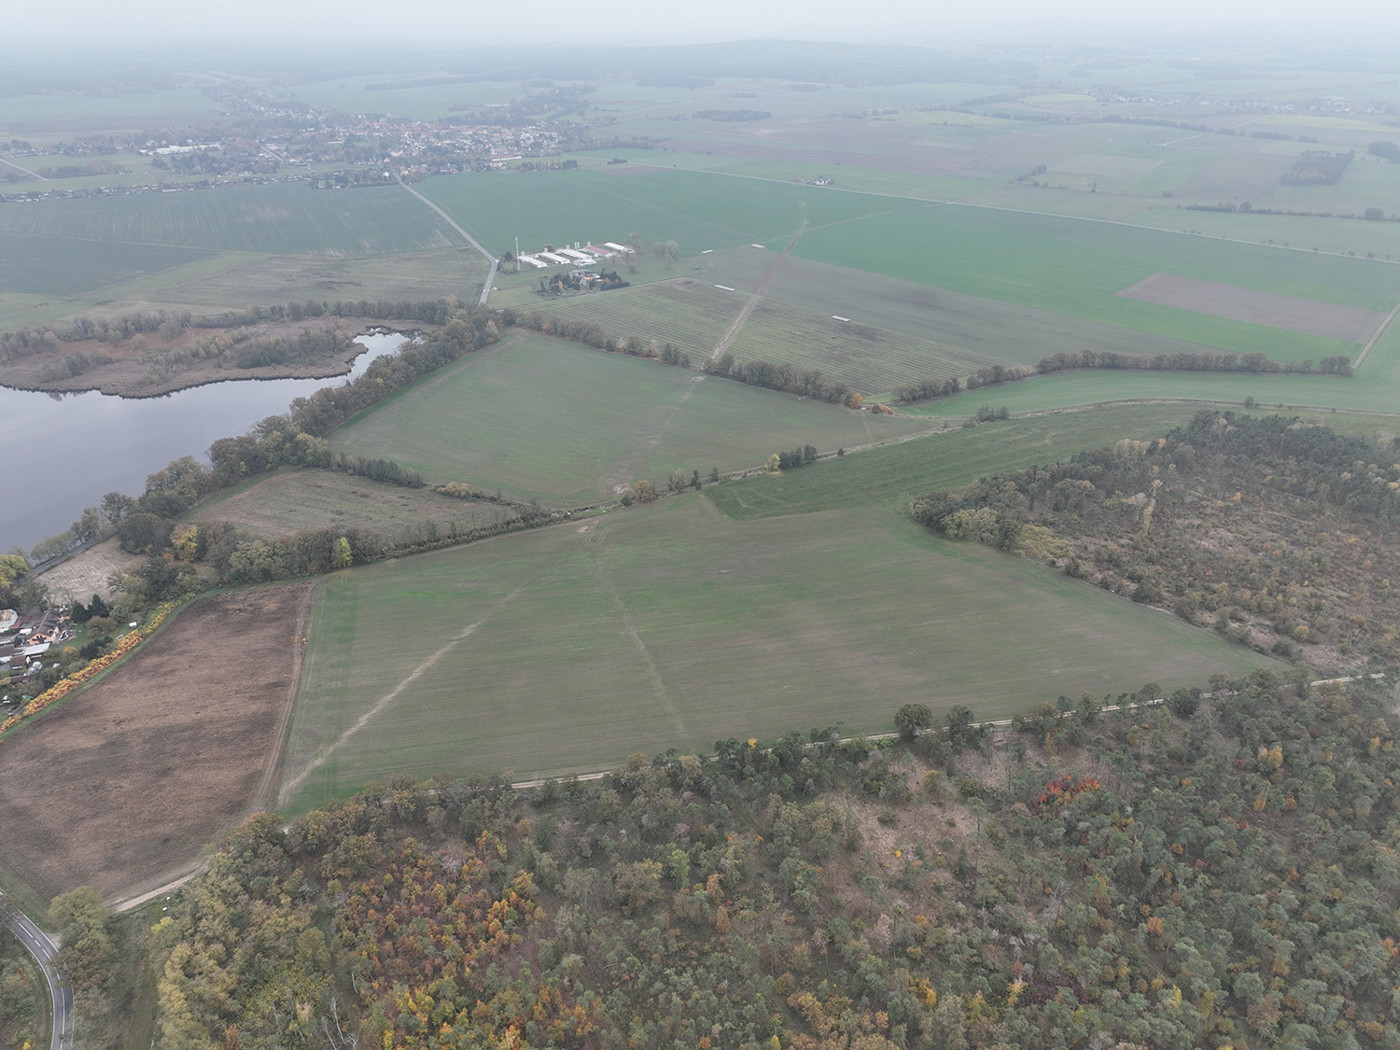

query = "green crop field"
417;172;748;259
0;183;464;255
724;299;994;396
330;333;935;503
0;233;213;296
704;403;1213;521
280;496;1267;811
533;279;738;361
1131;207;1400;259
901;369;1400;418
192;468;516;542
791;201;1400;310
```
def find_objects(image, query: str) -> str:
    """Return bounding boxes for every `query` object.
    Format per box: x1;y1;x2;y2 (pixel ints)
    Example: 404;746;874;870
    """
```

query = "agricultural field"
0;233;214;297
0;183;464;256
704;403;1217;521
0;585;310;901
530;277;739;360
417;172;749;259
329;332;934;503
902;367;1400;418
0;88;221;144
723;298;993;396
280;497;1267;812
192;469;517;542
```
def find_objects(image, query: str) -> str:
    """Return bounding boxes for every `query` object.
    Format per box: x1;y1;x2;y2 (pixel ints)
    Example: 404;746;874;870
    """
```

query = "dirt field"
1117;272;1388;342
35;538;142;601
0;584;310;903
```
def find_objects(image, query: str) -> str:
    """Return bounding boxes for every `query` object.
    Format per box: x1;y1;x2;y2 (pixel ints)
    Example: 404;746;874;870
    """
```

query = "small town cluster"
0;607;69;693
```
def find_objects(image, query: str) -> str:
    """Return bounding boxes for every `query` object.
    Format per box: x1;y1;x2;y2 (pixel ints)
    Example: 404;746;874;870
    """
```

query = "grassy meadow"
329;333;936;503
704;403;1216;521
191;469;516;542
0;234;214;296
281;496;1267;811
0;183;464;255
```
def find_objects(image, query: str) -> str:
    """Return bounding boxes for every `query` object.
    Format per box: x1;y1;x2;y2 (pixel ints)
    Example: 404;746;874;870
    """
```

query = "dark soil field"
1118;272;1388;342
0;585;310;903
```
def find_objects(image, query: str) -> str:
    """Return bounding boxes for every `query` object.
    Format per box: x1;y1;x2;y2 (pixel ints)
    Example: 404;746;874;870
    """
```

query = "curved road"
395;175;499;305
0;890;73;1050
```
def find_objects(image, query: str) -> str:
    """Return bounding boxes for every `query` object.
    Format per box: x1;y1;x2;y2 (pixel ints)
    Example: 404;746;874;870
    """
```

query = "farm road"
710;225;806;361
395;175;498;305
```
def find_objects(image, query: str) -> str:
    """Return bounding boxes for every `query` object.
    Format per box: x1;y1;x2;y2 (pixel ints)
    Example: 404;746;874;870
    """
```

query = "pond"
0;331;409;554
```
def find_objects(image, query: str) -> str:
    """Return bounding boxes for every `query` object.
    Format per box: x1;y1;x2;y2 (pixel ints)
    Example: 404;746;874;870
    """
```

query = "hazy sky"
15;0;1399;47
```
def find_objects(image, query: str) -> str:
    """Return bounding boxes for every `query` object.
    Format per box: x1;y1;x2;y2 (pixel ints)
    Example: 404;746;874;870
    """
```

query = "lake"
0;332;409;554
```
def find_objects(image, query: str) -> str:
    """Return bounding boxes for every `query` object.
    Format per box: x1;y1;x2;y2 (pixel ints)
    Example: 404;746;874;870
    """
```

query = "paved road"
0;890;73;1050
394;175;499;304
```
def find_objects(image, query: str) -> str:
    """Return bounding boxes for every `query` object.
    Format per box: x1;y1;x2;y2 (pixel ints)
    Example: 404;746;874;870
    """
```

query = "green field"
281;496;1268;811
0;183;463;255
192;468;516;542
532;278;738;361
901;368;1400;418
0;233;213;296
330;333;935;503
704;403;1217;520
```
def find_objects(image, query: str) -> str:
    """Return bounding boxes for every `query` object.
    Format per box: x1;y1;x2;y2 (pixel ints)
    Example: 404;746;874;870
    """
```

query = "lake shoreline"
0;322;427;400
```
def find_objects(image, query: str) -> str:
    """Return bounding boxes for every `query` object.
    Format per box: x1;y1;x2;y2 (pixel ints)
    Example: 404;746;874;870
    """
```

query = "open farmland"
901;368;1400;418
704;402;1214;520
0;585;309;901
725;298;994;396
0;183;464;255
280;498;1267;812
531;278;738;361
330;333;935;503
790;202;1400;360
192;469;516;542
0;234;214;297
417;171;749;257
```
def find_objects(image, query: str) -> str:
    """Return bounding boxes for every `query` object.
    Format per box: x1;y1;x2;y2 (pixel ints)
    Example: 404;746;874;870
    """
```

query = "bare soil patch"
0;584;311;902
1117;273;1386;342
35;538;143;601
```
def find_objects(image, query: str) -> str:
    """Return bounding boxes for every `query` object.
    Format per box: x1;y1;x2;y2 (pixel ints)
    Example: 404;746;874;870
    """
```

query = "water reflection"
0;332;408;552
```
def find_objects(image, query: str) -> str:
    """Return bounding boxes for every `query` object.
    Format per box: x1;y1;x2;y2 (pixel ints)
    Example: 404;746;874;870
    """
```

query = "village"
0;607;70;697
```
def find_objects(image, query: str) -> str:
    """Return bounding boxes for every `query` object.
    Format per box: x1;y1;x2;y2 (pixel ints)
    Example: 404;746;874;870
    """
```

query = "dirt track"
0;584;310;903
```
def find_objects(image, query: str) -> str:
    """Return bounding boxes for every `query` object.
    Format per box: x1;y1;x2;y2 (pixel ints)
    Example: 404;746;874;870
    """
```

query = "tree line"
133;668;1400;1050
913;410;1400;666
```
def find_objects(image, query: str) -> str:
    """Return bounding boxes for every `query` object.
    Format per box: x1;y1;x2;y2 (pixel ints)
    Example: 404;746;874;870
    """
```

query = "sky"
12;0;1399;47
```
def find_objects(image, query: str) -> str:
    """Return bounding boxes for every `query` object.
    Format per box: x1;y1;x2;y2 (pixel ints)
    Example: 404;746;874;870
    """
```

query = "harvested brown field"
35;538;142;601
1117;273;1388;342
0;584;310;903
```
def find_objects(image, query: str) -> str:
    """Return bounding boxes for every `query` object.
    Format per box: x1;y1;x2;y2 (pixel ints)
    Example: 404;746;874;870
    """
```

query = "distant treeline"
693;109;771;121
704;352;862;407
512;311;691;367
891;350;1351;406
1037;349;1353;376
1282;150;1354;186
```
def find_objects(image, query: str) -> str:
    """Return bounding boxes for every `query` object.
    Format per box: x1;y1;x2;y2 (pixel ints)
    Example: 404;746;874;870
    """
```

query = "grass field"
280;497;1268;811
330;333;935;503
532;279;739;361
0;233;213;296
0;183;464;255
704;403;1213;520
418;171;751;259
790;205;1400;357
192;468;517;541
901;369;1400;419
